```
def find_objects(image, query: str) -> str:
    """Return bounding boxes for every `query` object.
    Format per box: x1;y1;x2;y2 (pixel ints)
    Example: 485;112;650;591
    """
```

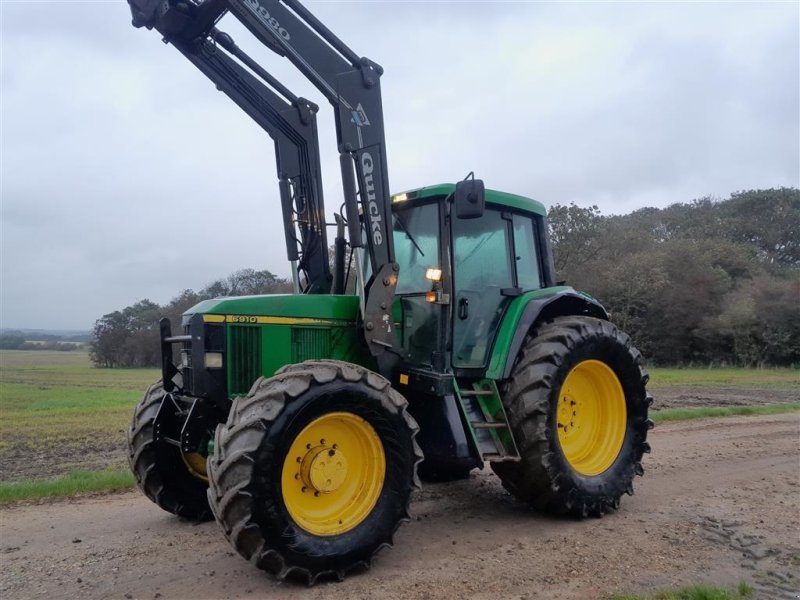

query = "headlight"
205;352;223;369
425;267;442;282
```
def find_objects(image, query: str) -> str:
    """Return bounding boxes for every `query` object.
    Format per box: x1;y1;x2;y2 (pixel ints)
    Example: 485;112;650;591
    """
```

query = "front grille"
229;325;261;395
292;327;331;362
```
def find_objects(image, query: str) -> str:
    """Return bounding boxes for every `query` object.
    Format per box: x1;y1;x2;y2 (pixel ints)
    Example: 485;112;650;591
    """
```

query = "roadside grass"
0;469;134;504
610;581;753;600
648;367;798;390
652;403;800;423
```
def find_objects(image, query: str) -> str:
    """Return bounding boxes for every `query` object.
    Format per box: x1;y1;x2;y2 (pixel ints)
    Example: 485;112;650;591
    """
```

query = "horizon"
3;185;796;332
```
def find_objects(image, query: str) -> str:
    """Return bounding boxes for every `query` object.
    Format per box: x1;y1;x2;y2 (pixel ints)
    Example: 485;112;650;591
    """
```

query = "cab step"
453;379;520;463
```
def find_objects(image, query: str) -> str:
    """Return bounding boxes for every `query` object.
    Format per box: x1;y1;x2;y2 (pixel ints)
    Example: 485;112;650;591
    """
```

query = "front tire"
207;361;422;583
492;316;653;517
127;381;212;520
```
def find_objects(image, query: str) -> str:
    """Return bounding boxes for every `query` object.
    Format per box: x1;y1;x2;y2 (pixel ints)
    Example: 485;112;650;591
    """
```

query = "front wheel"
492;316;653;517
127;381;212;520
207;360;422;583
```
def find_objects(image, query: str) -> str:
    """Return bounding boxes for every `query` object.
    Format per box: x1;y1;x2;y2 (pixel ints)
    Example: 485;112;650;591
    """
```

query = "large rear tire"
127;381;212;520
492;316;653;517
207;360;422;583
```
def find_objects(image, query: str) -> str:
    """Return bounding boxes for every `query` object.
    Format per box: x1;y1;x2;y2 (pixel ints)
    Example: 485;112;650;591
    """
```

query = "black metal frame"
129;0;397;357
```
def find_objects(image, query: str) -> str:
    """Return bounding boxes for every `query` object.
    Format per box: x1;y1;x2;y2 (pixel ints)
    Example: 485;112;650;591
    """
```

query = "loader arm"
129;0;399;358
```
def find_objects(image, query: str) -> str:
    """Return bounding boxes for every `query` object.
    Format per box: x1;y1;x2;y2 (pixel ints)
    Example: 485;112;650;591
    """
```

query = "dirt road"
1;413;798;600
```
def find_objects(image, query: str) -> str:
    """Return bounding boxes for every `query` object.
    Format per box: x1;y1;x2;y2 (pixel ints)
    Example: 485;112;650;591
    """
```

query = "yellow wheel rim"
281;412;385;536
557;360;627;476
181;451;208;481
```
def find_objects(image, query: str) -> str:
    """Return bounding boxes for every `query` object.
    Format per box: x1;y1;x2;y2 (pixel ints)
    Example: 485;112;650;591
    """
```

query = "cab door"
451;210;546;369
451;209;514;368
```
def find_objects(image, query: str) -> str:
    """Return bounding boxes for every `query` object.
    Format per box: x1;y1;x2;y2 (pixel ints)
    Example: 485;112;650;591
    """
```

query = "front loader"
125;0;653;583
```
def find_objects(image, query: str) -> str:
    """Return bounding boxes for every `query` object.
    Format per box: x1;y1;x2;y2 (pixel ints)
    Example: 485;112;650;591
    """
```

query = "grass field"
0;352;157;450
0;350;797;502
0;351;157;487
647;367;799;390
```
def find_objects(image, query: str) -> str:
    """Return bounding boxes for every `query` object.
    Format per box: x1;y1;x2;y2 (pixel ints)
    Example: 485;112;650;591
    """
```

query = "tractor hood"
185;294;360;324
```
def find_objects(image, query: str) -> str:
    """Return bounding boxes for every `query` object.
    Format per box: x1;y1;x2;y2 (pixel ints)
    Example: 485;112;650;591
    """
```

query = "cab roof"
392;183;547;217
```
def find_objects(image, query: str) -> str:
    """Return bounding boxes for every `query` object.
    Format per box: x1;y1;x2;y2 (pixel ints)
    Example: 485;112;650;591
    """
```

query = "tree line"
549;188;799;366
90;269;292;367
0;334;83;351
90;188;798;368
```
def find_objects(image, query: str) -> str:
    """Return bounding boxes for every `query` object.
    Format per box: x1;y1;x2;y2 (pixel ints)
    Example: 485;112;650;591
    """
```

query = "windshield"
392;202;440;294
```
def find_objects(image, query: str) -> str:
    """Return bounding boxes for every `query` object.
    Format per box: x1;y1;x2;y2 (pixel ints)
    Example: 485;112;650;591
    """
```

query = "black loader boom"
128;0;397;358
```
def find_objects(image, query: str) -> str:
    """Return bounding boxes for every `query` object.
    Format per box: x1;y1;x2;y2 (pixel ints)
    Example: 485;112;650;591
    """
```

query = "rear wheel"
207;360;422;583
127;381;212;520
492;316;653;517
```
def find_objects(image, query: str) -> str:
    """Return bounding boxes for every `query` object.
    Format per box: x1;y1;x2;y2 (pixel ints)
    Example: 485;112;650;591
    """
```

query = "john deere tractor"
126;0;653;583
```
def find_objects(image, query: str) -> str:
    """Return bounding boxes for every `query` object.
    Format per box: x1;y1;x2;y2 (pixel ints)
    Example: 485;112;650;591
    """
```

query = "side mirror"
454;179;485;219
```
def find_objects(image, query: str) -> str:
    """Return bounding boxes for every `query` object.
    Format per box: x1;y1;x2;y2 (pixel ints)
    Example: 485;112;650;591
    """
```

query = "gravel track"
1;413;798;600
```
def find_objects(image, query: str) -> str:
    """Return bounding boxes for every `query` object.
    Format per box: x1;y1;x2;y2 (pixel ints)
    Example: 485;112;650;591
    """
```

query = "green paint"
485;286;573;379
188;293;360;320
393;183;547;216
451;379;483;458
452;379;519;460
184;294;375;397
471;379;518;458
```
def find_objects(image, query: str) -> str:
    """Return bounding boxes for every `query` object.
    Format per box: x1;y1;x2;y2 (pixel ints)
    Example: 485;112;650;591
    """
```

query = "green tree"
91;268;293;368
548;188;799;365
547;203;604;281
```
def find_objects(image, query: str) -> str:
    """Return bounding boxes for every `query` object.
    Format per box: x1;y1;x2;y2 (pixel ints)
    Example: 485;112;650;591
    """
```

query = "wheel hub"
558;393;578;434
300;444;349;494
281;412;386;536
181;451;209;481
557;360;627;476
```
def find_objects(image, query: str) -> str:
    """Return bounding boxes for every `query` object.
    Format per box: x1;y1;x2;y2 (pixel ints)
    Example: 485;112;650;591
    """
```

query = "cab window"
512;215;542;290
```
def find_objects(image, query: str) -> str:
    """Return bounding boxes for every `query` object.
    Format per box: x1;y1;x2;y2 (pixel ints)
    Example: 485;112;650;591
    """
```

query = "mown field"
0;350;797;499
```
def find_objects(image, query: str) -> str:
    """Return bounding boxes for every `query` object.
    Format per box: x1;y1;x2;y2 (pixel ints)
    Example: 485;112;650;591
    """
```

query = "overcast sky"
2;0;798;330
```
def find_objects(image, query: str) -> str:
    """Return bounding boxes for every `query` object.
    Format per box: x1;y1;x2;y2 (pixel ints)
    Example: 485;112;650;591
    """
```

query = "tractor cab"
387;184;555;375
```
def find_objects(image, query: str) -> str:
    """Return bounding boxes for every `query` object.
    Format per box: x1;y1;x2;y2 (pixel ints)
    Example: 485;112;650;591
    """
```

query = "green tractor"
127;0;653;583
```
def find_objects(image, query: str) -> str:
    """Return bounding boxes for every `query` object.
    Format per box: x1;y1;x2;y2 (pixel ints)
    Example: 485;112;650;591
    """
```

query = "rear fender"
488;289;608;380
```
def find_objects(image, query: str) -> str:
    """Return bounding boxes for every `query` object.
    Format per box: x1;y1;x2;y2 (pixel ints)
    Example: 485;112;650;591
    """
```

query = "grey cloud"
2;1;798;329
